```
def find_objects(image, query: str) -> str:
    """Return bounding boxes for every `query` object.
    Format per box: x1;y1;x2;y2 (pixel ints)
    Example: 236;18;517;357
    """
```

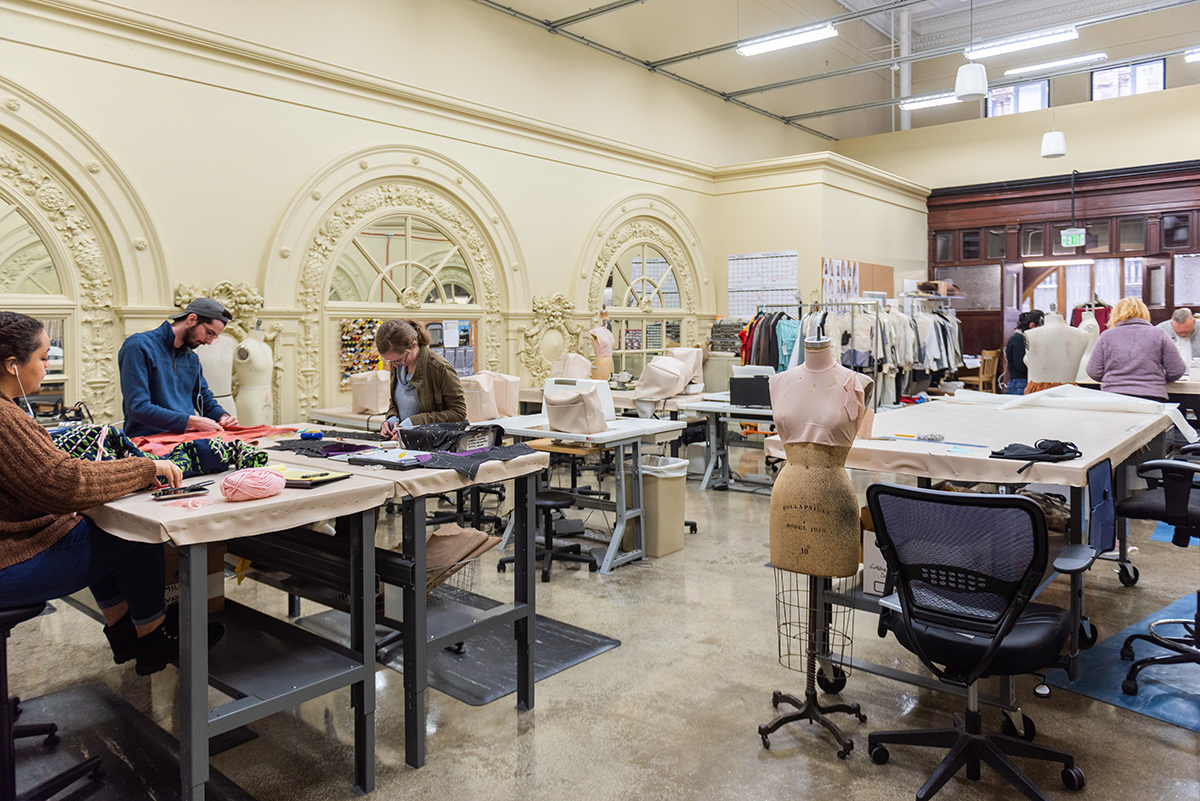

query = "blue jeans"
1005;379;1028;395
0;517;166;626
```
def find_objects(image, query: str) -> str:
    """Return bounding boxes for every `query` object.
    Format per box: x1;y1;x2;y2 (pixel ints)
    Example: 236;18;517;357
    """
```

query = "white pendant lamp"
955;0;987;102
1041;130;1066;158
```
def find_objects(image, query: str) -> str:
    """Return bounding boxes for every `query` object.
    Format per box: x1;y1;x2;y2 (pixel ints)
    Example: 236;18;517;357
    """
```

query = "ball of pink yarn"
221;468;286;502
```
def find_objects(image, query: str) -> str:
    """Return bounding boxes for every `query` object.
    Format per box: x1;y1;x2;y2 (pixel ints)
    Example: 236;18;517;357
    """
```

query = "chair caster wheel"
445;642;466;655
816;665;848;694
1062;766;1086;791
837;746;850;759
1078;621;1098;649
43;733;59;747
496;562;506;573
1122;678;1139;696
588;562;599;572
541;573;550;583
1034;682;1052;698
1001;714;1036;742
1118;564;1139;587
1120;644;1136;661
869;745;889;764
758;729;770;750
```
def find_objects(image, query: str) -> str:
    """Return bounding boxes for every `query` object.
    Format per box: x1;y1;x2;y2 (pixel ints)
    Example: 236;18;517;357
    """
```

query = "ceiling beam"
548;0;648;31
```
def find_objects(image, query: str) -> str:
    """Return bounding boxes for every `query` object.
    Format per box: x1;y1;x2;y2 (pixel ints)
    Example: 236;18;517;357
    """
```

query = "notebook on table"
266;465;353;489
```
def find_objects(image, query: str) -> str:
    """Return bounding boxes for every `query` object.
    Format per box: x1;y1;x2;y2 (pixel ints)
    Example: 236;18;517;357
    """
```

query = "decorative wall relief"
589;218;699;345
173;281;284;424
295;183;503;416
517;293;584;385
0;146;120;421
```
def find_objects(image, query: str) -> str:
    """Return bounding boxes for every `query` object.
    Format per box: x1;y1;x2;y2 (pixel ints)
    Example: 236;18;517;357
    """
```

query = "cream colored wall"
836;83;1200;189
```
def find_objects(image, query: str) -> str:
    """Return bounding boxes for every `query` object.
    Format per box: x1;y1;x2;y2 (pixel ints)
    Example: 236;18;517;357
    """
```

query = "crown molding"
713;151;929;201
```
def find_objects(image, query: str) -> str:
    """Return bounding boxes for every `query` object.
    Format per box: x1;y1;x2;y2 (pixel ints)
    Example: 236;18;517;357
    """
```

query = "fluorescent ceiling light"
1024;259;1095;267
1005;52;1107;76
1186;48;1200;63
898;93;961;111
966;26;1078;60
736;24;838;57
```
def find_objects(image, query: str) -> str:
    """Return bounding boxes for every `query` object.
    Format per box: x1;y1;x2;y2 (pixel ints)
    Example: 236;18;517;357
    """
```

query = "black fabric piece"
328;430;385;441
680;420;707;446
400;422;505;452
990;439;1082;475
266;439;375;459
349;443;535;480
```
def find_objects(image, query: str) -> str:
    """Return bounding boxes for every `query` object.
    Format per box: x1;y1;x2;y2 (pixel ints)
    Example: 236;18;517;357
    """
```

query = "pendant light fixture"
1041;79;1066;158
955;0;988;101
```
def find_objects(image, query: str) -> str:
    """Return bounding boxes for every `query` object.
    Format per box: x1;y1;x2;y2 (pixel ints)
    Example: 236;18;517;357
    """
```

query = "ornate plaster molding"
0;145;119;420
588;218;700;345
294;182;503;416
0;242;50;292
517;293;584;386
173;281;283;423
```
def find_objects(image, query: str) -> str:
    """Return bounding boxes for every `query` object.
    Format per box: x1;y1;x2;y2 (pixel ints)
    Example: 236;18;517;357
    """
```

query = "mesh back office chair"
1113;448;1200;696
1;603;104;801
865;484;1088;801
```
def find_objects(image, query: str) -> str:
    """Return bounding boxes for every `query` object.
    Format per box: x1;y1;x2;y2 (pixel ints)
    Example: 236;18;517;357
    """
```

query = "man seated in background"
1157;307;1200;364
118;297;239;437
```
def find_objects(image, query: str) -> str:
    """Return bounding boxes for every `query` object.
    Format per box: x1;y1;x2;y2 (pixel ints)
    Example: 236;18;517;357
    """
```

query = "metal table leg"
513;474;536;711
344;509;376;794
402;497;428;769
180;543;209;801
597;439;645;573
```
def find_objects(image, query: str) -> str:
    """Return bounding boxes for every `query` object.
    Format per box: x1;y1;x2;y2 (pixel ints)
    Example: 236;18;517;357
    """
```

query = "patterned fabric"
51;425;146;461
165;439;269;478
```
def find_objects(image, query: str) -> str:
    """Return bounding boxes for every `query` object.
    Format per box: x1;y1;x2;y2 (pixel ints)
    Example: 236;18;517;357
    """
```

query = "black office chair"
1113;454;1200;696
497;490;598;582
865;484;1088;801
1;603;104;801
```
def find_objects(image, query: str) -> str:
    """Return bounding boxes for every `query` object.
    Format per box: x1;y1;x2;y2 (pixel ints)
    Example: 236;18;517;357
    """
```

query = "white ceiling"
470;0;1200;140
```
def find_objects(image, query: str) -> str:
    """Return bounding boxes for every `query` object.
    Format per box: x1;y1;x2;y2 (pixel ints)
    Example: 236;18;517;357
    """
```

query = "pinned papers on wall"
443;320;460;347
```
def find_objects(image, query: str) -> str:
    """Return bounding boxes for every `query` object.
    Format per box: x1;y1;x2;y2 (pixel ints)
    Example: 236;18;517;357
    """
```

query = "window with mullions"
327;215;477;306
1092;59;1164;101
987;80;1048;117
604;242;683;376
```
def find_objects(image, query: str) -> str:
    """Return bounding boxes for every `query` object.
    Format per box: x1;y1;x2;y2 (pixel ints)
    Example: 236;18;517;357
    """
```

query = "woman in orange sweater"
0;312;185;675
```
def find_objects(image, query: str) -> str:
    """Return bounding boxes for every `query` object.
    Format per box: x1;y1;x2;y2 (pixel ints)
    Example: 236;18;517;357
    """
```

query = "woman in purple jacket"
1086;297;1186;402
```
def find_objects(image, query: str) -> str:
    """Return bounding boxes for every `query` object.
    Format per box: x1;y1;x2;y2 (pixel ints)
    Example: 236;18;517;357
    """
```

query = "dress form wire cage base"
758;568;865;758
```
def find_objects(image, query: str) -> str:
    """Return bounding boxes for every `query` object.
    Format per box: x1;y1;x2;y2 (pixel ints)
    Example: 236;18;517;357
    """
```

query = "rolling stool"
498;490;598;582
2;603;104;801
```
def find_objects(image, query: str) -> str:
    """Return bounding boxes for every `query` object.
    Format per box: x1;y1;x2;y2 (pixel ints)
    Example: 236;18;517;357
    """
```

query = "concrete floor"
9;452;1200;800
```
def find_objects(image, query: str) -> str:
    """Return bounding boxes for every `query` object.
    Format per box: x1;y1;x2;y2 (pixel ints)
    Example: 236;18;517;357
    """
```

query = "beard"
184;322;206;350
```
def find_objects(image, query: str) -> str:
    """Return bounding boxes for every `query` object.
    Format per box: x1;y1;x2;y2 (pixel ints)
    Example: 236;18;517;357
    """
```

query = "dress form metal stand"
758;570;866;758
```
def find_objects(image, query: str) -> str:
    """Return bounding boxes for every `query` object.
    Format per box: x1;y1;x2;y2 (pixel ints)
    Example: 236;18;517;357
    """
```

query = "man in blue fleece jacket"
118;297;240;437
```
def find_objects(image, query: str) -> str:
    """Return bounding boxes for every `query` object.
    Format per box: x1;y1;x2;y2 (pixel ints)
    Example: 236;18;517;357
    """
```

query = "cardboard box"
163;543;226;614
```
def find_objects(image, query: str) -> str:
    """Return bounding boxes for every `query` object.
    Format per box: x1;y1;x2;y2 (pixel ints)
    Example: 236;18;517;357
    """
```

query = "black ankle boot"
103;614;137;664
134;623;179;676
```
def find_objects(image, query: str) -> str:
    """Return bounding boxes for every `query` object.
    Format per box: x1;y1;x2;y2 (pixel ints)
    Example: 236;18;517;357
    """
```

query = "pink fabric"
132;425;296;456
590;327;615;358
769;362;866;447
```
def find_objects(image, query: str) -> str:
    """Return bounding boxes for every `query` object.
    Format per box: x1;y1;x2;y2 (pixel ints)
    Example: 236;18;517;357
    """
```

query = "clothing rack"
805;298;886;410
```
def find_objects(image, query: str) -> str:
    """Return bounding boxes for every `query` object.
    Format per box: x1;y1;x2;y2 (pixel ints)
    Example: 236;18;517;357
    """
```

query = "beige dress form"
1025;313;1091;386
768;341;872;578
1075;311;1101;384
590;326;615;381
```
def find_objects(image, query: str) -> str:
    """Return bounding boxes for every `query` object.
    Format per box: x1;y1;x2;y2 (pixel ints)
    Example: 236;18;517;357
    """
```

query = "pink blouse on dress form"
768;361;867;448
590;327;615;358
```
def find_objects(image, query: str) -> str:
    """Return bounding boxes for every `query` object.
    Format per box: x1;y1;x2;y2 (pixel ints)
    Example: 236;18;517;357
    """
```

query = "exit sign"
1061;227;1085;248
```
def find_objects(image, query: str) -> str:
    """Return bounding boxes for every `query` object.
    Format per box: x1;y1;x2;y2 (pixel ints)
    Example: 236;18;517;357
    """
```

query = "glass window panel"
933;265;1001;310
961;230;981;260
987;86;1015;117
934;232;953;262
1031;271;1058;315
1119;218;1145;251
1093;259;1121;305
1163;214;1190;250
1124;258;1144;299
1021;226;1044;257
1064;263;1090;311
987;228;1006;259
1005;271;1019;310
1173;254;1200;306
0;205;61;295
1016;81;1048;113
1134;60;1165;93
1093;60;1164;100
1149;266;1166;306
1052;223;1077;256
1084;221;1110;254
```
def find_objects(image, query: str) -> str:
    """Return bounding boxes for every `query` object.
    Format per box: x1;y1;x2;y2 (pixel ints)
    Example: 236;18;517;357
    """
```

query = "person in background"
118;297;239;437
1087;297;1186;402
1004;309;1044;395
0;311;185;675
376;319;467;440
1156;307;1200;364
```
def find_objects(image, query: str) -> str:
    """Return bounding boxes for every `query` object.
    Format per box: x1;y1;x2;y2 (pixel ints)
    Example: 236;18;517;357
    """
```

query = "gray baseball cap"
170;297;232;324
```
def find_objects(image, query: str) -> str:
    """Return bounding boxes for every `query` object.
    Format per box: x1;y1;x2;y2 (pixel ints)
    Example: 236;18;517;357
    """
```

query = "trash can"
622;455;688;557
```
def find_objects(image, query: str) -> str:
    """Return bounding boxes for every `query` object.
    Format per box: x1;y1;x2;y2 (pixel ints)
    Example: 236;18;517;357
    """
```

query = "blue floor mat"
1046;594;1199;733
1150;521;1200;545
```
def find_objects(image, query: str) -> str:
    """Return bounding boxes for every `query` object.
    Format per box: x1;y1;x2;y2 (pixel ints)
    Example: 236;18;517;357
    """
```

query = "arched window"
603;241;686;376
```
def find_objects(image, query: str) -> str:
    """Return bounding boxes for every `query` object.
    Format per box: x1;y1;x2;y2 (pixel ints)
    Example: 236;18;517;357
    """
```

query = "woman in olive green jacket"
376;319;467;439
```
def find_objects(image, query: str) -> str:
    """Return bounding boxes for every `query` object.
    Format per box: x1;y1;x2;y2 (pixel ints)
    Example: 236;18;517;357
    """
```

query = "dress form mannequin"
233;330;274;425
590;325;615;381
768;338;873;578
1025;312;1090;390
196;335;236;415
1075;311;1101;383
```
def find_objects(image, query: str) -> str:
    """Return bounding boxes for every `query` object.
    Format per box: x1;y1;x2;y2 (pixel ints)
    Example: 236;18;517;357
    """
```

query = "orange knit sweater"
0;393;157;570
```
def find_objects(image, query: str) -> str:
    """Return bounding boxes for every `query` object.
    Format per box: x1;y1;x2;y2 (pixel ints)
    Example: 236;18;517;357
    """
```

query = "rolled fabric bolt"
221;467;287;502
